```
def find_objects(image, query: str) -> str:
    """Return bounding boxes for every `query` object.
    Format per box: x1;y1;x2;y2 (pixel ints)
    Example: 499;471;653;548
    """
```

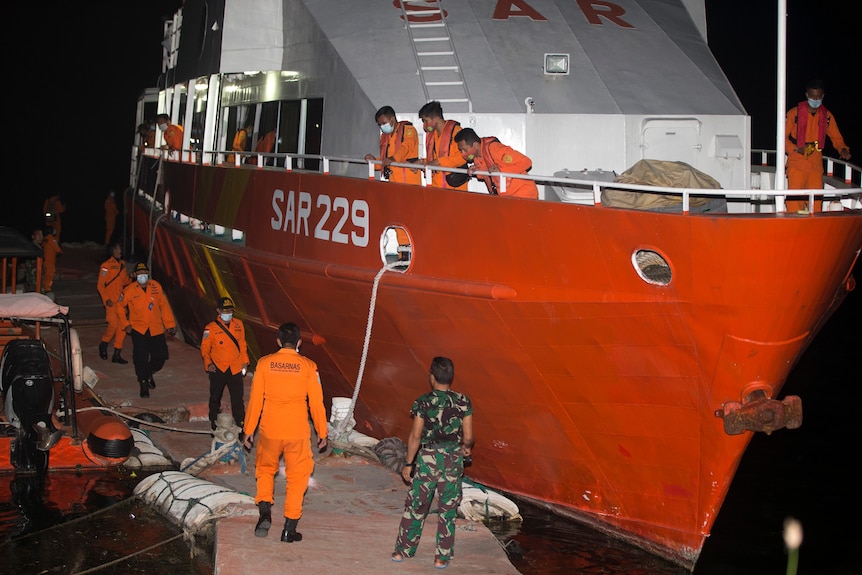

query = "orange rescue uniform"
784;103;849;212
376;121;421;185
43;196;66;242
41;234;62;292
243;347;328;520
425;120;468;190
201;318;249;375
97;257;132;348
473;138;538;199
119;279;176;336
163;123;184;152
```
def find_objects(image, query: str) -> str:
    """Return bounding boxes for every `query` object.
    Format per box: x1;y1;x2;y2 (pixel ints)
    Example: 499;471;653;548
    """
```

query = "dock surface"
51;243;520;574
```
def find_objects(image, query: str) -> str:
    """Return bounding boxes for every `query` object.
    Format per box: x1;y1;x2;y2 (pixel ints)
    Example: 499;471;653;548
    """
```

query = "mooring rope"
70;532;186;575
71;406;212;434
332;260;403;441
0;498;135;546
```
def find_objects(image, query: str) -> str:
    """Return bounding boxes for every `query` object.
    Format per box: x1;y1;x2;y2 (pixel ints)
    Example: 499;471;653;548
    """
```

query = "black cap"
217;297;235;310
134;262;149;274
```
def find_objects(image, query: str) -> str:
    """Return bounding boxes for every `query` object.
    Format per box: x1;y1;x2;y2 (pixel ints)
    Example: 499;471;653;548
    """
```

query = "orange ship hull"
134;159;862;567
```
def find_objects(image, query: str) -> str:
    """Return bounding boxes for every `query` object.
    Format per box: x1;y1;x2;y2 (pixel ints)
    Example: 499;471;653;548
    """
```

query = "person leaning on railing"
784;79;851;213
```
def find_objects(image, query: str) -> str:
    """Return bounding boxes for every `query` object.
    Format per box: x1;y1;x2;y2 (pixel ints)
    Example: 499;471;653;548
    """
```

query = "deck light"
544;53;570;75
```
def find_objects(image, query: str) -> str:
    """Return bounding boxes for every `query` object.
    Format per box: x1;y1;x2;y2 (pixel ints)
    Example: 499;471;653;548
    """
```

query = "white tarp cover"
0;293;68;319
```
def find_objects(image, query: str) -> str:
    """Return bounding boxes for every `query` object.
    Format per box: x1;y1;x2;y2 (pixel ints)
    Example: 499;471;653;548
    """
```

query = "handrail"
136;146;862;214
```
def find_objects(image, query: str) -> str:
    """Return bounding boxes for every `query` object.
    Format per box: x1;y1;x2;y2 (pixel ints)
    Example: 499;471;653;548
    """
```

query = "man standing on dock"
392;356;474;570
97;243;132;365
200;297;249;431
119;262;176;398
242;322;328;543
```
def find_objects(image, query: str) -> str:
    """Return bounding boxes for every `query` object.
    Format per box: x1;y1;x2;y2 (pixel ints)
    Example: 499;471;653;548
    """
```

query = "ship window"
380;226;411;271
633;249;671;285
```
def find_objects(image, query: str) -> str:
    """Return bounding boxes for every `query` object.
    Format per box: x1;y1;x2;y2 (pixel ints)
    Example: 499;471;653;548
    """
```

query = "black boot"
148;376;156;389
254;502;272;537
139;379;150;398
99;341;108;360
111;349;128;364
281;518;302;543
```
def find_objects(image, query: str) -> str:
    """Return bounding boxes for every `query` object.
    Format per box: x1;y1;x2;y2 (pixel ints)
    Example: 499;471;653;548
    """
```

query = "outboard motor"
1;339;61;475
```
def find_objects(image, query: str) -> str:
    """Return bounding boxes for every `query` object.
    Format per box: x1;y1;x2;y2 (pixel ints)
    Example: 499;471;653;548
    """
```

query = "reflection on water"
0;470;212;575
488;498;687;575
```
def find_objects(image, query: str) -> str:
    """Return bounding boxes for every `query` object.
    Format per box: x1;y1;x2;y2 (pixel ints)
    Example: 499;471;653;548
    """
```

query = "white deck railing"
134;146;862;215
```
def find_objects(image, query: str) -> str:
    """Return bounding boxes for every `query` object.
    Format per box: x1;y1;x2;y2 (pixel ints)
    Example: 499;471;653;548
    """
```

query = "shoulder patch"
203;329;210;339
502;154;513;163
100;268;108;276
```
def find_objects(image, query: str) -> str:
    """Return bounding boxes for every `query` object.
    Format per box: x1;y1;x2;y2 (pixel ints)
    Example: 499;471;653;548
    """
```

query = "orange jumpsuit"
97;256;132;349
43;196;66;242
119;279;176;336
375;121;421;185
243;347;328;520
784;103;849;212
472;138;538;199
41;234;62;292
163;123;184;152
119;278;176;383
425;120;468;190
104;195;118;245
227;127;249;163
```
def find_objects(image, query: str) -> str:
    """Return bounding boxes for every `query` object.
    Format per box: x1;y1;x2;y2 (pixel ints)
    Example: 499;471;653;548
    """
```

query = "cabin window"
381;226;411;271
632;249;672;286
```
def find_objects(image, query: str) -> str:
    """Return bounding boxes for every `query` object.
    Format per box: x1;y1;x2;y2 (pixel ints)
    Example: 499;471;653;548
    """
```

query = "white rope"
70;406;212;434
332;261;403;441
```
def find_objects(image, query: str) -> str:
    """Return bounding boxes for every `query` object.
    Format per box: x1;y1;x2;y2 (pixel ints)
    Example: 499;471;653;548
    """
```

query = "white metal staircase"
399;1;472;113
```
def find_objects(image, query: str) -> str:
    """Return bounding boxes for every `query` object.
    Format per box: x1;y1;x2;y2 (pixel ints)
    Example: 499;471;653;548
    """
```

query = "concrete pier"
53;243;520;575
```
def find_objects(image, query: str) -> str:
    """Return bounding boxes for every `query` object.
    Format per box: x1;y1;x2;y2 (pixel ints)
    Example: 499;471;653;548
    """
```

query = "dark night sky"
5;0;858;243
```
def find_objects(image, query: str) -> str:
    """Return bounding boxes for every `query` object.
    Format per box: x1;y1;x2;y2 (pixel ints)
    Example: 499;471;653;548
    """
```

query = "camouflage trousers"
394;447;464;562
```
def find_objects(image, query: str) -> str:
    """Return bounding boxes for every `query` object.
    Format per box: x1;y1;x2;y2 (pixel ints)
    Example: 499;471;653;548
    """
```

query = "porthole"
380;226;411;271
633;249;671;285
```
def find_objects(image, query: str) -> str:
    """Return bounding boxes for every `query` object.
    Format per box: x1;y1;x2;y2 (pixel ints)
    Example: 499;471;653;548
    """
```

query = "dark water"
2;282;859;574
0;469;211;575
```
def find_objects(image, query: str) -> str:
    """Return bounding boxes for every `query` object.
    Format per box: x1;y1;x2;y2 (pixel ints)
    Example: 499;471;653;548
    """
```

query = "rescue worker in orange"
156;113;184;156
364;106;421;185
247;129;277;165
41;227;62;293
227;123;252;164
42;194;66;242
454;128;538;199
119;262;177;398
97;242;131;365
418;100;468;191
784;79;851;213
137;122;155;151
243;322;328;543
104;190;118;245
201;297;249;430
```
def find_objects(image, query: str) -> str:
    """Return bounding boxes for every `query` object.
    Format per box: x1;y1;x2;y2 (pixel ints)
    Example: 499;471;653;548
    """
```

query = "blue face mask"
220;313;233;322
380;123;394;134
137;274;148;285
807;98;822;109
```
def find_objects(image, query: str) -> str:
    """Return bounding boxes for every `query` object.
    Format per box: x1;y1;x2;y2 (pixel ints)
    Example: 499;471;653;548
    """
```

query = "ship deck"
5;243;520;574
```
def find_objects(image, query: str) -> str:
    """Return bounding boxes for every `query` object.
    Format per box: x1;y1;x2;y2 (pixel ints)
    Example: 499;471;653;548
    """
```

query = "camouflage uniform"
394;389;473;562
